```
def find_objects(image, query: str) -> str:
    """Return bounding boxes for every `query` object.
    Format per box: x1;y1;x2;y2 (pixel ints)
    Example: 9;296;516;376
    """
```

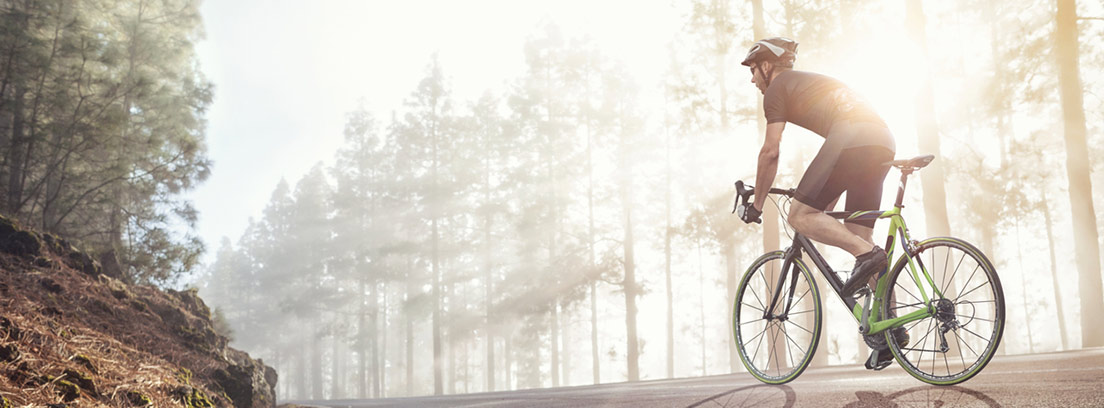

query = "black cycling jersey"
764;70;897;220
764;70;891;150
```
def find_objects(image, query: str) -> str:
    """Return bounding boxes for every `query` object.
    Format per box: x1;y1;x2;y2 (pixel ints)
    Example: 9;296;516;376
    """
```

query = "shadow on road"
843;385;1002;407
685;384;796;408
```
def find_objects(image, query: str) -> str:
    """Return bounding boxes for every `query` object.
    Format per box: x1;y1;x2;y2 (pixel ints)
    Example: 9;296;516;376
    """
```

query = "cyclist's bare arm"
753;122;785;210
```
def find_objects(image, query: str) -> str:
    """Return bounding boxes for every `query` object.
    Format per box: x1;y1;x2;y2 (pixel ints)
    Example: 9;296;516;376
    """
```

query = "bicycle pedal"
864;349;893;371
852;287;873;300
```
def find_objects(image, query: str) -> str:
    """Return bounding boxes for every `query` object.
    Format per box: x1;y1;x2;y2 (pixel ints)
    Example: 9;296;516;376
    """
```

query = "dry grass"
0;245;240;407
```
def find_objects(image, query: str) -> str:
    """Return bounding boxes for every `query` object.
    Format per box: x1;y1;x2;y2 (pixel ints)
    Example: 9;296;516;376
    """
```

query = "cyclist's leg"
841;145;895;286
789;201;872;256
790;137;872;256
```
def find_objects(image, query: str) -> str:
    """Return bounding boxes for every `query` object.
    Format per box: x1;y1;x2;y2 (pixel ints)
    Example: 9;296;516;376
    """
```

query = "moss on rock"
71;354;98;374
0;216;41;257
175;386;213;408
55;379;80;401
62;368;96;395
126;390;151;406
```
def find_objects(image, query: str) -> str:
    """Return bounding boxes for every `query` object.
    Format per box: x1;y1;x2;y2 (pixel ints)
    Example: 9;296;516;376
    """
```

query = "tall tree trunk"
312;326;323;399
295;339;307;399
504;333;513;390
405;262;415;396
370;281;380;397
1043;191;1070;350
623;196;639;382
446;279;456;395
561;304;571;386
331;321;341;398
6;86;25;214
1015;221;1035;353
484;162;495;391
905;0;952;239
586;118;600;385
698;239;707;376
550;302;560;387
431;119;443;394
664;112;675;379
358;280;369;398
1056;0;1104;349
591;280;600;381
379;284;388;397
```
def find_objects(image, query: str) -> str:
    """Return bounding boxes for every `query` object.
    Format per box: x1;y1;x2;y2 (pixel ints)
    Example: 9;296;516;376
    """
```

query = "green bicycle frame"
847;206;944;335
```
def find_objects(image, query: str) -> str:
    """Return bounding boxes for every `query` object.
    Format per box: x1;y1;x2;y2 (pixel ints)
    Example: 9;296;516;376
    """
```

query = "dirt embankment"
0;215;276;407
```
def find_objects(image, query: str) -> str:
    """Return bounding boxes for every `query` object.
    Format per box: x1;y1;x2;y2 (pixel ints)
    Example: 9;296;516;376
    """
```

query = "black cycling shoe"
891;327;910;349
842;246;888;299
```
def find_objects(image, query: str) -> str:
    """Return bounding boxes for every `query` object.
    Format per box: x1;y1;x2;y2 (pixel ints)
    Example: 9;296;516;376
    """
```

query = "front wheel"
733;251;822;384
884;237;1005;385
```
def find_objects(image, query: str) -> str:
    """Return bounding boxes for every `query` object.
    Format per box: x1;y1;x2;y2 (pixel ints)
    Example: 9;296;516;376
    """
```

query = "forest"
2;0;1103;402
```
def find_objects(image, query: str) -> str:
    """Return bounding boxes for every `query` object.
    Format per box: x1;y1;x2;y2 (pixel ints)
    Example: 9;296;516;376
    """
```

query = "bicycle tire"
733;250;822;384
883;237;1005;385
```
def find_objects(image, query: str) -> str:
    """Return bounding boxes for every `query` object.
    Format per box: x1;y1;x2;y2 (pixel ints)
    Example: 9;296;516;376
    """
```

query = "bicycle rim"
885;238;1005;385
733;251;821;384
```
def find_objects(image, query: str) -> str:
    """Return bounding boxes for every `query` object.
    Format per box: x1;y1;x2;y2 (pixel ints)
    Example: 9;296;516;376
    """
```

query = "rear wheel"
884;237;1005;385
733;251;822;384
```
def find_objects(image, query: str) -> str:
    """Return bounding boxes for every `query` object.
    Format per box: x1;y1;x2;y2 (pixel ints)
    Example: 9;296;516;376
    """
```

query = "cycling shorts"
794;121;895;228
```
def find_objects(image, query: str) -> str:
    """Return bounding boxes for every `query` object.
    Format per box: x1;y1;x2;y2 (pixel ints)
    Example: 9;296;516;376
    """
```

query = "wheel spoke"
780;322;808;356
781;324;797;368
956;281;991;302
952;329;980;359
740;318;767;326
896;280;924;305
939;250;968;298
784;320;813;335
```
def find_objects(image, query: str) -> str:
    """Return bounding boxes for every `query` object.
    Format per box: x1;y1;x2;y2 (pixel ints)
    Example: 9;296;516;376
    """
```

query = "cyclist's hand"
738;202;762;224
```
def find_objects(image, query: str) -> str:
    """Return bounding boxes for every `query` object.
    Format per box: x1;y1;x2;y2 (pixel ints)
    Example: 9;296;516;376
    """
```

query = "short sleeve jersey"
763;70;886;138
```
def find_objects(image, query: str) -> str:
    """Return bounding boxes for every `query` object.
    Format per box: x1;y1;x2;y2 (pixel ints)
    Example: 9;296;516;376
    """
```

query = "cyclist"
736;37;904;365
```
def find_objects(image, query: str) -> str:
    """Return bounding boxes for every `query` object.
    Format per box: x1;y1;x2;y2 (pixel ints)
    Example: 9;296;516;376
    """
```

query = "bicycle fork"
763;247;803;322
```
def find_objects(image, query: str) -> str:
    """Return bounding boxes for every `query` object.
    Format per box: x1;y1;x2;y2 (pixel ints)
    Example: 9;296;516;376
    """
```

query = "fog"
191;0;1104;401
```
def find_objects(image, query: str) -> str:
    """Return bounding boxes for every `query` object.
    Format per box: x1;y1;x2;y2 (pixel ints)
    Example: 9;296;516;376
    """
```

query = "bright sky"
190;0;682;262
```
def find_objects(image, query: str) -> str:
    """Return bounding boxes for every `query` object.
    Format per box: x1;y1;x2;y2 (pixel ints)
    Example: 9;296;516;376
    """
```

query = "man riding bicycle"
736;38;907;363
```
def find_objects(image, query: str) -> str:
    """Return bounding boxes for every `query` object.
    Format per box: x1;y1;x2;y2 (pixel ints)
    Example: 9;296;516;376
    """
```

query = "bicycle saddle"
884;154;935;170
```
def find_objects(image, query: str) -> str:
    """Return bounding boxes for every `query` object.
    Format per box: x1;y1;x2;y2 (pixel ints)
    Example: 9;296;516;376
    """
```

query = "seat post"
894;169;912;208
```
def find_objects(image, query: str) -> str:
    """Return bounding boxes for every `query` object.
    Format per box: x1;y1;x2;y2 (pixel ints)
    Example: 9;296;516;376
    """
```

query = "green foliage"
0;0;211;285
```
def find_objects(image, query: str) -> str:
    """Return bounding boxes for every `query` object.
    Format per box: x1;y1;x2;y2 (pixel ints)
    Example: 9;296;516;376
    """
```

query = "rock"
71;354;98;374
0;216;41;257
55;379;80;401
174;386;214;408
217;348;277;408
66;251;100;276
0;316;21;340
40;278;63;293
0;344;19;362
97;250;124;280
126;391;151;406
62;368;97;395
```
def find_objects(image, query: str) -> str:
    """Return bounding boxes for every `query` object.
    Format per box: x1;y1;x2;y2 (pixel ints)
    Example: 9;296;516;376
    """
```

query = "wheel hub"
934;298;956;322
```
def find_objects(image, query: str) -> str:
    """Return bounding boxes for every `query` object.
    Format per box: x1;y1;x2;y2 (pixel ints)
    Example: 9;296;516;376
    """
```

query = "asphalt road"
283;348;1104;408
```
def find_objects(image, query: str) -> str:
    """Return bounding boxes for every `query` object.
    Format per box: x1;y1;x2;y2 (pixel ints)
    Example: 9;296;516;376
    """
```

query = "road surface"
282;348;1104;407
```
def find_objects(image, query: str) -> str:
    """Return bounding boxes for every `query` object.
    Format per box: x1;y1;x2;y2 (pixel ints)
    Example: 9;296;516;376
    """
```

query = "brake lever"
733;181;754;214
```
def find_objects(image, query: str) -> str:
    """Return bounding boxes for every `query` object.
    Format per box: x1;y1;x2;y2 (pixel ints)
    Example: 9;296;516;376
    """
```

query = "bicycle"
730;154;1005;385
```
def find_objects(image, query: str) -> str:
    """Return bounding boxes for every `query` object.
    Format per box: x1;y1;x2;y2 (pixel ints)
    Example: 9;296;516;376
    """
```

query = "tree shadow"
685;384;796;408
843;385;1002;408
